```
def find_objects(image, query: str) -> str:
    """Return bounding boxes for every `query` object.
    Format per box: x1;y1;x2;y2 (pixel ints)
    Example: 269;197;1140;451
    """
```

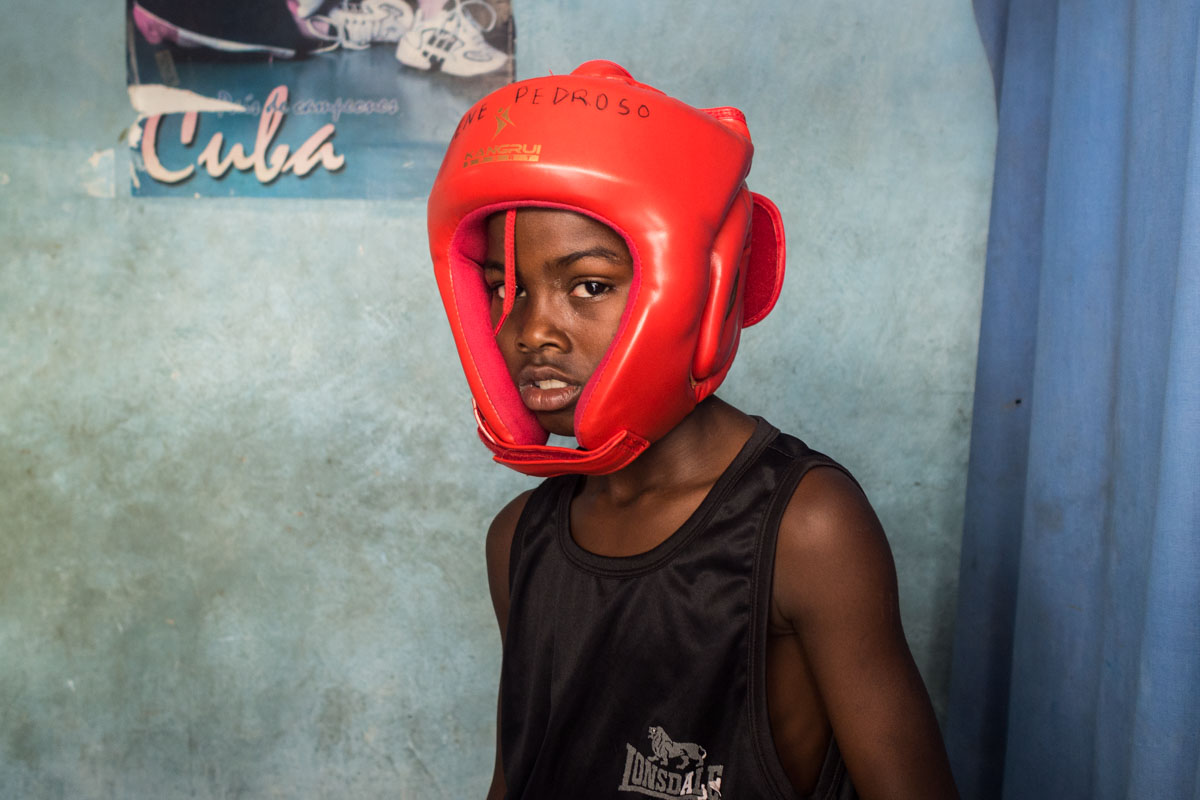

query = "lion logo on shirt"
648;726;707;768
618;725;723;798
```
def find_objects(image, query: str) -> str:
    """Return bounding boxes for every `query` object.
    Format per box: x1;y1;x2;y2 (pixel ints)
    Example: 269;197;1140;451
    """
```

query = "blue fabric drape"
947;2;1200;799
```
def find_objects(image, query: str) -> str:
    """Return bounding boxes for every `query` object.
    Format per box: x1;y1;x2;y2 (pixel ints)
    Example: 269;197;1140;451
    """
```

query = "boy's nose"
514;295;569;353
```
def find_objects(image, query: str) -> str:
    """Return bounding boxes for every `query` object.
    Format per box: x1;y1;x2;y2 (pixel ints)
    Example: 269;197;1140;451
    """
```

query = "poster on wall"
125;0;515;198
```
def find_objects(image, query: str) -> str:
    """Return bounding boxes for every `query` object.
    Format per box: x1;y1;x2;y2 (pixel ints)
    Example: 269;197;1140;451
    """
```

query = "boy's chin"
535;409;577;440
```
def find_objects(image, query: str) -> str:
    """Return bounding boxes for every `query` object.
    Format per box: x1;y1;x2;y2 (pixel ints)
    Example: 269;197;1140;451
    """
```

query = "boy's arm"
484;491;532;800
774;468;959;800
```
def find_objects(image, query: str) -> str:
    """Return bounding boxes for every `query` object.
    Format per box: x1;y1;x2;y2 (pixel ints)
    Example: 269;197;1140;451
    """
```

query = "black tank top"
501;418;858;800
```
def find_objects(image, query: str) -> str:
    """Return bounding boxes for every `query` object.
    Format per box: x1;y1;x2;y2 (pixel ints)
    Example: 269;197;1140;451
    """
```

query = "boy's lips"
517;367;581;413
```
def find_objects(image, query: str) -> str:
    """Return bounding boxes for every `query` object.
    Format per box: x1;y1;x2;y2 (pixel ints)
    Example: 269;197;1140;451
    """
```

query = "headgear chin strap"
428;60;786;477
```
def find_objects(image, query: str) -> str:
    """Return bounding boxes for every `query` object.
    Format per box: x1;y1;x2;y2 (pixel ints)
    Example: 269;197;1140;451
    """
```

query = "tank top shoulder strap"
761;428;859;488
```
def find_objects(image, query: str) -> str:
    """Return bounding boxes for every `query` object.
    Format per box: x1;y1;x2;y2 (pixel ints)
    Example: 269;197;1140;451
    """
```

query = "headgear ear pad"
428;61;785;477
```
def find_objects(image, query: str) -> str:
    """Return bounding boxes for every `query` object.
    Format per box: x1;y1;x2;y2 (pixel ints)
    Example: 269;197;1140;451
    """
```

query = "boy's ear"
692;190;753;383
743;192;786;327
692;191;787;384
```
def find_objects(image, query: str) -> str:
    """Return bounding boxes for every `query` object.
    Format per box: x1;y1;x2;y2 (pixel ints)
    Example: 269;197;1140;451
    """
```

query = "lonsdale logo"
617;726;724;799
461;104;541;168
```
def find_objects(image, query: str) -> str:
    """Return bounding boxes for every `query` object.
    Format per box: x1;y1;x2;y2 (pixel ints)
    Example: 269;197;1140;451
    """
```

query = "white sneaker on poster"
316;0;415;49
396;0;508;76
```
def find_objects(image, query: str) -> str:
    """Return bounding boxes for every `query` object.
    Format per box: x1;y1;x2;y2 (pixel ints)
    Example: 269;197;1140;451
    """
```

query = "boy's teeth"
536;379;568;389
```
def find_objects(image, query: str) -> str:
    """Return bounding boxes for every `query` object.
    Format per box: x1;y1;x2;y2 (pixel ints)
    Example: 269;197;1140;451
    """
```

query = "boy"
427;61;958;799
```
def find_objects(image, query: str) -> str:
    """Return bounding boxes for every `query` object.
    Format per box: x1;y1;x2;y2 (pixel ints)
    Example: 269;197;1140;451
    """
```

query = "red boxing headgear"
428;61;785;477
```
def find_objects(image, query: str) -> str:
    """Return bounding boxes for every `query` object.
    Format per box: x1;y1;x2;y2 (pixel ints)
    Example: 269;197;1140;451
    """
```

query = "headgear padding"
428;60;785;477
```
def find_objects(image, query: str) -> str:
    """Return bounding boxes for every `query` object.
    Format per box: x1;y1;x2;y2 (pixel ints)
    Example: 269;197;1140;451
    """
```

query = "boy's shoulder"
771;455;899;645
484;489;535;636
779;463;887;566
487;489;534;545
757;425;879;549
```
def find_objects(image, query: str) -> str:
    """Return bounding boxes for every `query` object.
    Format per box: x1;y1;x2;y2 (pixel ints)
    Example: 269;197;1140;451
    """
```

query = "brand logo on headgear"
493;105;516;139
462;143;542;168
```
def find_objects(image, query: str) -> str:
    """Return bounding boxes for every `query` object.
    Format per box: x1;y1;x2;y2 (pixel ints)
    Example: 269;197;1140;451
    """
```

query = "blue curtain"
946;2;1200;799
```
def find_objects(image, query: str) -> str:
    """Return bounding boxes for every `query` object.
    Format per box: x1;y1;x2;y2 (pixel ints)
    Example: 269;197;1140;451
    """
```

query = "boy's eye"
491;283;524;300
570;281;610;298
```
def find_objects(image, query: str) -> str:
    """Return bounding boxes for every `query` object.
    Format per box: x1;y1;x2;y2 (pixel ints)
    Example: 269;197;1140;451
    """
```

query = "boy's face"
483;209;634;437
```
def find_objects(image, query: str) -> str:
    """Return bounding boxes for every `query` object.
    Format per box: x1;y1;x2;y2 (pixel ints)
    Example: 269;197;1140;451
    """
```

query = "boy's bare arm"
774;468;959;799
484;491;532;800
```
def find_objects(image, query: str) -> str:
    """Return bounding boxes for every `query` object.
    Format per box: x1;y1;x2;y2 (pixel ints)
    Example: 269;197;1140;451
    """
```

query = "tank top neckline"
555;416;779;577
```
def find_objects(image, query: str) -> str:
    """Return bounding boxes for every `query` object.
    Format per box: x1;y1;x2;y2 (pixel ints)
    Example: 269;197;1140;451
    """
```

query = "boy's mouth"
517;370;581;413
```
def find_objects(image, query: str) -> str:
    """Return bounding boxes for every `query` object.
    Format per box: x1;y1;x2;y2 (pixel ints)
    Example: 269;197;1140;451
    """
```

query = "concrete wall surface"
0;1;995;797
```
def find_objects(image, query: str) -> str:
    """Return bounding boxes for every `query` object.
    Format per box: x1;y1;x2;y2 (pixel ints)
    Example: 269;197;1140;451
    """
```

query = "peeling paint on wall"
80;149;115;198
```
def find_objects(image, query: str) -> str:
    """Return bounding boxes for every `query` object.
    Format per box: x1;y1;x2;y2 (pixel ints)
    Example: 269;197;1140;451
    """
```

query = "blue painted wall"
0;1;994;796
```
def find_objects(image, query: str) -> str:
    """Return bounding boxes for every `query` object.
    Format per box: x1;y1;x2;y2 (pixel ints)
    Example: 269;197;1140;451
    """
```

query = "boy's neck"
567;396;758;558
582;396;757;505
